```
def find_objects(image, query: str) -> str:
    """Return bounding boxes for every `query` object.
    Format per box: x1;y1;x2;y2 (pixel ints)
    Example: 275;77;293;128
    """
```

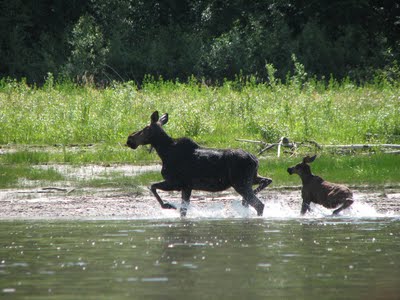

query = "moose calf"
287;155;353;215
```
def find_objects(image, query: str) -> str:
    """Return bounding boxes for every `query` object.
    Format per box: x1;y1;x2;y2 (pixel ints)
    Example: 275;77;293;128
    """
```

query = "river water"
1;214;399;299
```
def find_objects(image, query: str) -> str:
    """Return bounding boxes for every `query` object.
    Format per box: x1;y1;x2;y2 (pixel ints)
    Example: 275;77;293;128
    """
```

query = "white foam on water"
134;197;398;220
261;199;393;219
262;199;299;218
340;201;386;218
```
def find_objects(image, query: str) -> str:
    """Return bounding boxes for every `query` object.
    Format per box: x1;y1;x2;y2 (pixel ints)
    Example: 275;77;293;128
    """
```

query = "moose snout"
126;138;138;149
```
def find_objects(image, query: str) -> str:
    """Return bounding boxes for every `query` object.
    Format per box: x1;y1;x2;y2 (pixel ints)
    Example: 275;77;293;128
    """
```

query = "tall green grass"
1;76;399;187
1;77;399;148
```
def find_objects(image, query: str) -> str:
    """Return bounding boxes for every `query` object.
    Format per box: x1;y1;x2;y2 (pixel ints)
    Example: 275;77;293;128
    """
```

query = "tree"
63;14;109;82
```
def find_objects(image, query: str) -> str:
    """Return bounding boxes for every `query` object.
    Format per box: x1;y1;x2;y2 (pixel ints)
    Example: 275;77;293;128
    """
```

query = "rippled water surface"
1;217;399;299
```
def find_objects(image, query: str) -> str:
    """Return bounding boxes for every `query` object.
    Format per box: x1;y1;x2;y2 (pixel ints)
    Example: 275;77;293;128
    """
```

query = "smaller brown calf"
287;155;353;215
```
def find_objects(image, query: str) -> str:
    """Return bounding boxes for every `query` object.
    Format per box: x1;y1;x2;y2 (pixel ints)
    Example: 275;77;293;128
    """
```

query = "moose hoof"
162;202;176;209
256;203;265;216
180;208;187;217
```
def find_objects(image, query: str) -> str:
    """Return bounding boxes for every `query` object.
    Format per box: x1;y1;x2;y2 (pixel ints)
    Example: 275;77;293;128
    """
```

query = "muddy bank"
1;186;399;220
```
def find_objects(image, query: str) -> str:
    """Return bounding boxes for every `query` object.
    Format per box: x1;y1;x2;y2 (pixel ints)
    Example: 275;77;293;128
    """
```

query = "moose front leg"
149;181;179;209
300;200;311;215
180;188;192;217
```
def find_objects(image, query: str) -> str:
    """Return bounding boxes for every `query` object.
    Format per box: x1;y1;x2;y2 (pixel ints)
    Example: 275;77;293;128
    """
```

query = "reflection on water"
1;218;399;299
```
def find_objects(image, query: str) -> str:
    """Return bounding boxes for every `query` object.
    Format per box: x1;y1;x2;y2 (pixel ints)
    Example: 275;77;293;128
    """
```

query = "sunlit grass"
0;145;157;165
0;165;64;188
1;77;399;188
1;77;399;148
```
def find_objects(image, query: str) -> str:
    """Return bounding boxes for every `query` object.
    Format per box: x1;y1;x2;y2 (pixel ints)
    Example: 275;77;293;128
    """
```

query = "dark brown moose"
287;155;354;215
126;111;272;217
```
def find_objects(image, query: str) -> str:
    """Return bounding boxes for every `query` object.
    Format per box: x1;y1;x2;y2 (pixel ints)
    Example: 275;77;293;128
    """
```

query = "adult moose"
126;111;272;217
287;155;354;215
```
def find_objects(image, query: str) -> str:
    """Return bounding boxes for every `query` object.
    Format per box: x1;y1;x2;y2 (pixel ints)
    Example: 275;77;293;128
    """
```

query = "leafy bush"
63;15;109;82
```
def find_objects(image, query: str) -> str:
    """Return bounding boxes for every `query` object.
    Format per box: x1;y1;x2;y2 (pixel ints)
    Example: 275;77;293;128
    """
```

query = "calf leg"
332;199;354;215
150;181;180;209
180;188;192;217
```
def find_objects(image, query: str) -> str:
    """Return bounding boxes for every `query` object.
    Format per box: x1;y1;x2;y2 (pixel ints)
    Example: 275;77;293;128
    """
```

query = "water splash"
137;197;398;220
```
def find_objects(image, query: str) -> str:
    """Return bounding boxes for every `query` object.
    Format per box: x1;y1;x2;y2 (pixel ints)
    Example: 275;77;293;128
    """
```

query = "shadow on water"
1;215;399;299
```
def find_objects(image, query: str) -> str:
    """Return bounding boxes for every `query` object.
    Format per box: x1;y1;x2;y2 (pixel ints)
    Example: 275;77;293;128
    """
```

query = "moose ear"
150;111;159;123
303;155;317;164
159;113;168;126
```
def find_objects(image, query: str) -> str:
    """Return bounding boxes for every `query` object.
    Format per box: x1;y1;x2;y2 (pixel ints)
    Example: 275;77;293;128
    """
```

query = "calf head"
287;155;317;176
126;111;168;149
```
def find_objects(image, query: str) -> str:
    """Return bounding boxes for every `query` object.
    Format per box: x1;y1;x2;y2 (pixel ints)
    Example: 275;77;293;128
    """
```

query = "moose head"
126;111;169;149
287;155;317;177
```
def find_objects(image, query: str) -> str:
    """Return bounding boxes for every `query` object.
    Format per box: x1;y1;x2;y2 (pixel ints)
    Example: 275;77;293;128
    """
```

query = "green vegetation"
0;165;64;188
1;76;399;189
1;1;399;84
81;172;154;193
1;76;399;147
2;1;398;194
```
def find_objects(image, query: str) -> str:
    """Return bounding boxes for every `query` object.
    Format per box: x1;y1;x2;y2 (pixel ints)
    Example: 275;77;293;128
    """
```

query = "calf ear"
159;113;169;126
303;155;317;164
151;111;159;123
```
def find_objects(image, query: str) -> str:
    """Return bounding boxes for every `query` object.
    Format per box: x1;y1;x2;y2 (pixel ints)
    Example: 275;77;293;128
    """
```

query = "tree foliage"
63;14;109;82
0;0;399;84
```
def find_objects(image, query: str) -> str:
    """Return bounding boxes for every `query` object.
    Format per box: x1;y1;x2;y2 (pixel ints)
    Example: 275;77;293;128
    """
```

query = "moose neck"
150;129;174;162
300;172;314;185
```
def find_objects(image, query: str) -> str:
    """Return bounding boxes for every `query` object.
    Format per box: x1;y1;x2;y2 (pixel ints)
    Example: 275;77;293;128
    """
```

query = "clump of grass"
0;165;64;188
1;151;51;164
83;171;160;190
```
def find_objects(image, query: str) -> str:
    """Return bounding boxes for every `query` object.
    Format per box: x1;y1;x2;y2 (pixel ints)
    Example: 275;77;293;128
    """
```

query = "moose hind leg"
235;186;264;216
332;199;354;215
241;176;272;208
150;181;179;209
253;175;273;195
247;193;264;216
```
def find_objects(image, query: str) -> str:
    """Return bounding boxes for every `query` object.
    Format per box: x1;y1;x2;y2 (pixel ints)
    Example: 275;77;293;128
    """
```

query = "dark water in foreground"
1;218;399;299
